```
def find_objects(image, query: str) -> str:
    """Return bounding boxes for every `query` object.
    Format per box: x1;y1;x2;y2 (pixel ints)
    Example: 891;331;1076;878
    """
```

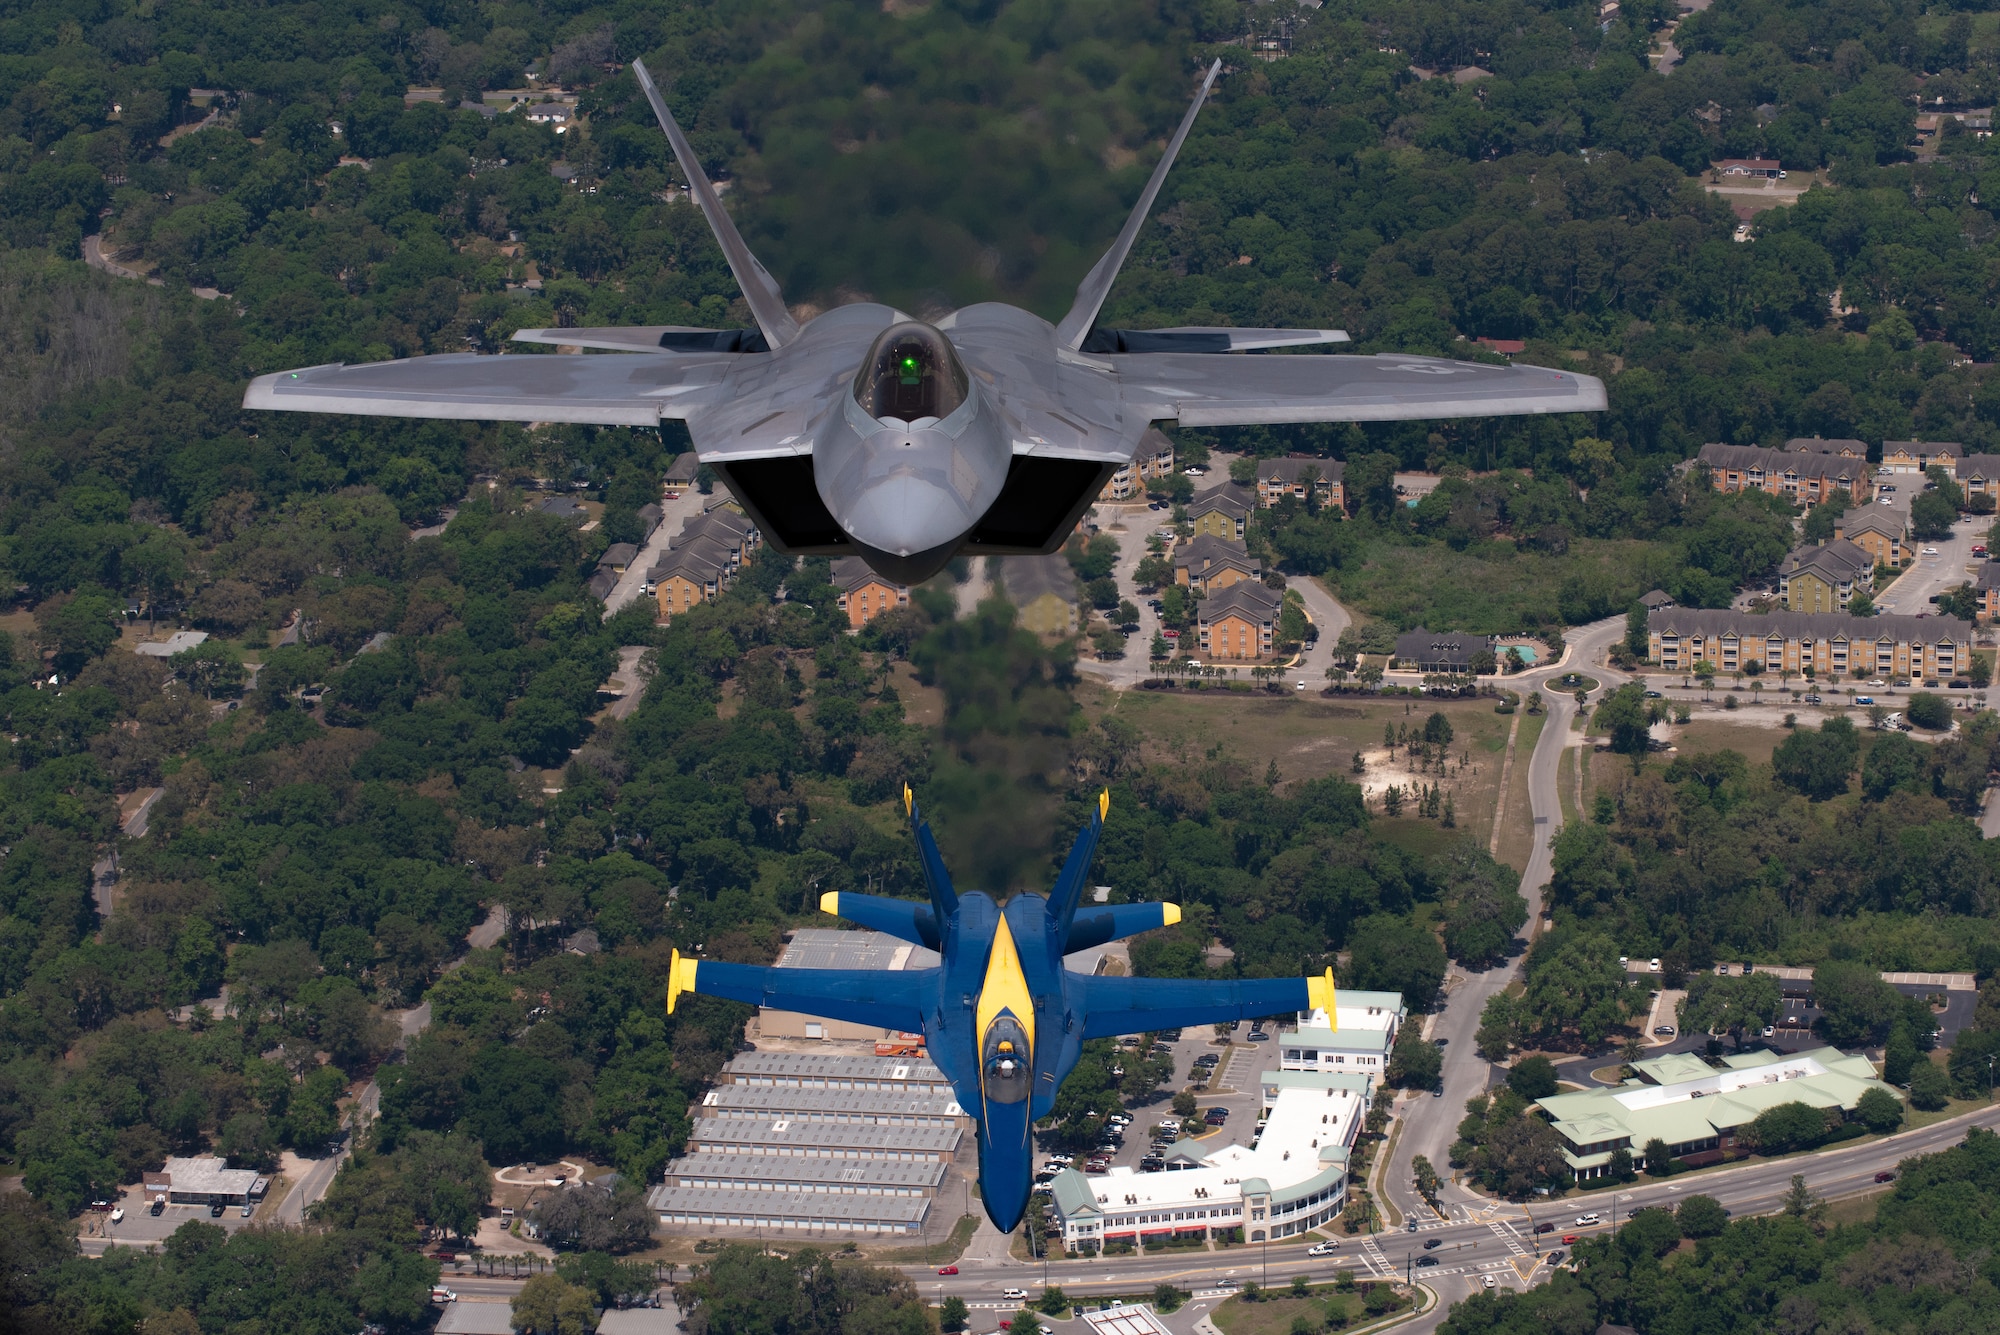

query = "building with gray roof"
648;1184;929;1235
664;1153;944;1196
722;1051;949;1092
685;1116;962;1162
698;1085;967;1126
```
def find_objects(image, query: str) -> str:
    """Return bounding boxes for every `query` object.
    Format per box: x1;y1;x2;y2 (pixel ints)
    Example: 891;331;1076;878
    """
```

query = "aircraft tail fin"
905;785;959;922
1045;790;1109;936
1053;59;1222;352
631;59;800;350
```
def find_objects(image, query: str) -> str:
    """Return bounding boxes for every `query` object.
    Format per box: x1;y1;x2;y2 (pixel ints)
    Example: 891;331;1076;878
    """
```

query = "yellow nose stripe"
975;916;1036;1055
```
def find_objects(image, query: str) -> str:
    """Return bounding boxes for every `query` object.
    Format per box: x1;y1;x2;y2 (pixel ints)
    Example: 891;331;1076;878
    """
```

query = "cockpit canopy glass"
981;1015;1031;1104
853;322;970;424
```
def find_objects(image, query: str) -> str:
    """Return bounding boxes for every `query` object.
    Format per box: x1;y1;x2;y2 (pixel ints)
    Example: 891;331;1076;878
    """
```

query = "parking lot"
78;1180;271;1253
1036;1023;1273;1182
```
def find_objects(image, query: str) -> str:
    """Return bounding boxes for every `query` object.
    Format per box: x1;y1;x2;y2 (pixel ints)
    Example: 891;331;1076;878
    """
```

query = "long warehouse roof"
700;1086;965;1121
650;1185;930;1227
664;1153;945;1192
687;1116;963;1156
724;1051;948;1086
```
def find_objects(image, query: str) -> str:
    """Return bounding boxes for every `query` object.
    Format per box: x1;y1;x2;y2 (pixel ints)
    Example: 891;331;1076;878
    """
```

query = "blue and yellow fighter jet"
665;787;1337;1233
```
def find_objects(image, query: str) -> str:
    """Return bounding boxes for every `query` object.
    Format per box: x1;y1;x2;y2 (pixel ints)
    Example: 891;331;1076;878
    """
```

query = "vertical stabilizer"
631;59;800;350
906;784;959;922
1053;60;1222;351
1045;790;1108;936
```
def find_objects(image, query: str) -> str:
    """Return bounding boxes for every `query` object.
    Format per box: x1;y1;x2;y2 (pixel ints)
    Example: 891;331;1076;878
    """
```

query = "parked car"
149;1198;164;1216
1925;546;1941;555
1654;1025;1676;1036
209;1202;224;1218
1484;1275;1496;1289
241;1203;253;1217
109;1208;124;1223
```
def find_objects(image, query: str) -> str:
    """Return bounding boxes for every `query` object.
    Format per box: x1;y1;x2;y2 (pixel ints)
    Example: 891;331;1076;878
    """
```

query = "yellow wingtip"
1161;902;1181;926
819;891;841;916
904;783;913;817
1099;789;1110;820
1306;967;1337;1018
666;948;699;1016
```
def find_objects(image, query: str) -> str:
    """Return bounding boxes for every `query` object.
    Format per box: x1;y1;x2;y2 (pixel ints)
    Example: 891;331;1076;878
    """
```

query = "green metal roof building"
1536;1047;1898;1179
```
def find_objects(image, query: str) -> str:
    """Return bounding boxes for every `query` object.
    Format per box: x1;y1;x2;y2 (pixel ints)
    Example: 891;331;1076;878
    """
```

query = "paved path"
82;234;163;285
1872;513;1985;617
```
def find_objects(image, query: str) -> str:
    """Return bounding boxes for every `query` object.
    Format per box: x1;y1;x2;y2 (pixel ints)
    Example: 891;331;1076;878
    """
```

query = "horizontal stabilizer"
1080;327;1350;354
512;326;769;354
820;890;941;950
1063;902;1179;955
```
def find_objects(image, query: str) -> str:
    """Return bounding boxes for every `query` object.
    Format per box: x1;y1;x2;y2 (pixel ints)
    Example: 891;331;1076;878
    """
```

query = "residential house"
999;554;1079;636
1173;536;1262;593
1255;457;1342;509
1880;440;1962;477
1696;443;1870;505
1187;483;1253;541
1647;607;1972;681
664;454;700;494
1777;538;1873;612
1714;158;1782;178
635;502;663;538
1955;454;2000;503
536;495;587;520
598;542;639;575
1834;508;1910;568
1392;629;1493;673
586;569;618;602
832;556;909;628
1639;590;1676;612
1197;581;1282;661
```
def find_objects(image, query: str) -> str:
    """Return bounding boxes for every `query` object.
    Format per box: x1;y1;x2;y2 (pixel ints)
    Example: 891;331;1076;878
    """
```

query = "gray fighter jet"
245;59;1605;584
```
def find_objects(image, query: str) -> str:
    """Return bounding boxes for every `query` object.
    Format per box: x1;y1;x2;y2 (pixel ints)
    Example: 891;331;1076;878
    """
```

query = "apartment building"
1099;427;1177;501
1778;539;1873;612
1188;483;1252;541
1648;608;1971;681
1834;509;1910;568
1697;443;1870;505
1255;457;1344;510
1173;536;1262;593
832;556;908;628
1196;581;1281;661
1880;440;1963;477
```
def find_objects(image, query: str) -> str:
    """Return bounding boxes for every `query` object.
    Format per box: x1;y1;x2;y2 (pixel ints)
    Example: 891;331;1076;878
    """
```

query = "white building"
1276;991;1407;1076
1047;1067;1371;1251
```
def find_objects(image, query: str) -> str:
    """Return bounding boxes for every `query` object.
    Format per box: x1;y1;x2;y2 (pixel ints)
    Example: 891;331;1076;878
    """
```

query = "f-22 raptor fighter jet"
664;788;1340;1234
245;58;1605;585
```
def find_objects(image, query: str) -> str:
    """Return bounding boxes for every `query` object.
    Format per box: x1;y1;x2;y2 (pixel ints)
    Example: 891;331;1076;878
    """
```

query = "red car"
1875;1171;1896;1183
937;1265;958;1275
1561;1234;1581;1245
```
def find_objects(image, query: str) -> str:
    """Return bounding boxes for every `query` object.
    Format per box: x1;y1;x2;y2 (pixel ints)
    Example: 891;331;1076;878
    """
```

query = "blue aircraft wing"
1076;970;1336;1040
818;890;941;949
1063;902;1179;954
667;949;931;1034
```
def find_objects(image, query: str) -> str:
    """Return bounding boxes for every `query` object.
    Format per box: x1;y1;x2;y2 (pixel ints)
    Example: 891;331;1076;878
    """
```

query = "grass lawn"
1095;689;1513;837
1325;536;1668;635
869;1213;980;1264
1214;1285;1404;1335
1492;711;1546;872
1668;718;1784;769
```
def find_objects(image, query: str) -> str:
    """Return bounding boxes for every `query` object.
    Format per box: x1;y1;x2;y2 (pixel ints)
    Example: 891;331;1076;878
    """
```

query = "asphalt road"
1869;511;1985;618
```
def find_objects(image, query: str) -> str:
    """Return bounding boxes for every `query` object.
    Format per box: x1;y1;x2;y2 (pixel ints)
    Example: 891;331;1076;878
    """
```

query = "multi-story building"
1976;561;2000;622
1785;437;1867;458
1173;536;1262;593
1197;581;1281;660
1834;509;1910;568
1778;538;1873;612
1880;440;1963;477
1957;454;2000;504
1647;608;1971;681
1046;1065;1372;1252
999;554;1080;636
1188;483;1252;541
1697;443;1871;505
1099;428;1177;501
1255;457;1343;510
1392;629;1493;673
652;540;729;619
1275;994;1408;1076
832;556;908;628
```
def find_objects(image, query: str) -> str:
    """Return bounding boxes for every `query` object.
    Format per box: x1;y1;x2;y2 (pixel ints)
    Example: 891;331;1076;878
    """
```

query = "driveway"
1871;512;1984;617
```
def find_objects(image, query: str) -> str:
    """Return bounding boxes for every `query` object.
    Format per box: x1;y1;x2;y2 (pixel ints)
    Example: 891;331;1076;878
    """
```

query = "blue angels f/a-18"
663;789;1339;1234
244;58;1605;586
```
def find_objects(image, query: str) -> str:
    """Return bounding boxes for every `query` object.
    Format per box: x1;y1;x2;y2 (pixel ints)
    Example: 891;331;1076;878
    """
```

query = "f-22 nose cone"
841;468;976;585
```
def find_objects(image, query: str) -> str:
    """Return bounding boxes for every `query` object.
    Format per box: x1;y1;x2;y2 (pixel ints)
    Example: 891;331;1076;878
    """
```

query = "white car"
109;1207;124;1223
1575;1213;1601;1226
1924;546;1940;555
430;1288;457;1304
1308;1241;1338;1256
1002;1287;1030;1301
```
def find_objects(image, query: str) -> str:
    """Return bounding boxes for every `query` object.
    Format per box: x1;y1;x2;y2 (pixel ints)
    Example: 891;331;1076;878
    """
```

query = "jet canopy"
854;321;970;425
981;1016;1031;1104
